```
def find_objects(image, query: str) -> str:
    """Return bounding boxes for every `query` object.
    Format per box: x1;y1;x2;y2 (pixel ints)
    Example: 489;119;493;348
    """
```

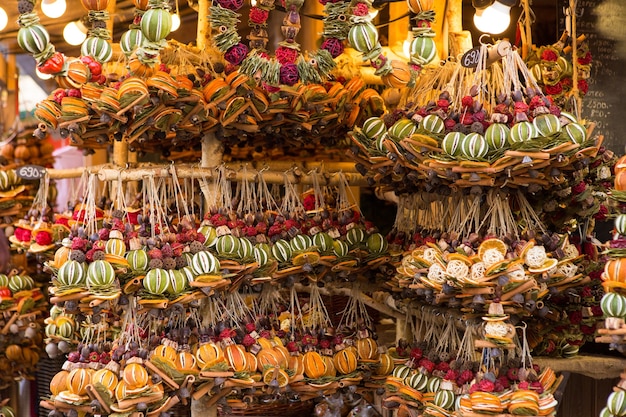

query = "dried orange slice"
528;258;558;273
517;239;536;259
447;252;473;266
478;238;508;260
262;367;289;388
292;252;321;266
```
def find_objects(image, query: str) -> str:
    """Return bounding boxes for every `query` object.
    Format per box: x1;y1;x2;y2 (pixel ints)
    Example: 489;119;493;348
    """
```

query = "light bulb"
473;0;513;34
63;21;87;46
36;68;53;80
41;0;67;19
171;13;180;31
0;7;8;32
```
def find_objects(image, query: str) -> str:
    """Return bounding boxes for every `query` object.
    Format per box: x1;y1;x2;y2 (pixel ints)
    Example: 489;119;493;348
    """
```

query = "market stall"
0;0;621;416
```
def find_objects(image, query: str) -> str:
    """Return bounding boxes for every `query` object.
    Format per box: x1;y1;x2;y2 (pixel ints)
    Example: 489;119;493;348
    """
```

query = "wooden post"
522;0;533;60
192;2;222;414
447;0;472;57
395;315;412;345
197;0;210;50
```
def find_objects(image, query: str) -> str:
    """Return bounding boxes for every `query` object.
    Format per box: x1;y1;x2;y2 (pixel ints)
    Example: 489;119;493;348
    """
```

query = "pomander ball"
279;63;299;86
321;37;344;59
217;0;244;10
275;46;299;65
224;43;248;65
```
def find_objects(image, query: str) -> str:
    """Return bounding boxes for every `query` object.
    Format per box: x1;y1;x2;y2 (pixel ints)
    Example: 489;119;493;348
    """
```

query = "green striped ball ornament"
126;249;149;271
442;132;464;156
256;242;271;256
484;123;510;150
181;266;195;284
601;292;626;318
616;214;626;235
509;121;536;143
556;55;572;76
420;114;445;134
9;275;34;293
0;172;9;190
346;227;366;247
191;251;220;275
374;136;387;153
215;235;241;257
140;7;172;42
332;240;350;258
434;390;456;410
105;238;126;257
143;268;170;295
237;237;254;259
599;407;614;417
17;24;51;55
561;343;579;358
87;260;116;288
533;113;561;137
392;365;412;379
290;234;313;252
407;372;428;391
167;269;187;295
44;322;57;338
348;22;379;53
6;170;19;186
366;233;388;254
564;122;587;144
460;132;488;159
120;28;144;56
56;319;74;339
81;36;113;63
388;119;416;141
559;111;578;124
253;246;270;267
362;117;387;140
606;391;626;416
312;232;334;252
409;36;437;65
197;225;218;247
182;252;194;265
57;260;86;287
271;239;293;263
427;376;442;392
530;64;542;83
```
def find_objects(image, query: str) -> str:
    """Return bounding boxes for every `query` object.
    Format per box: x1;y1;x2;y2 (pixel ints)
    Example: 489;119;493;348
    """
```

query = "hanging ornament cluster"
349;41;603;195
7;173;69;259
388;226;605;356
381;304;562;416
33;63;385;158
15;0;110;87
596;155;626;351
526;31;592;111
0;269;47;385
34;165;403;417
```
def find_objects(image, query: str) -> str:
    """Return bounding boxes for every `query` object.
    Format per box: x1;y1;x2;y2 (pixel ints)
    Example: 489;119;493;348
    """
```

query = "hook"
479;34;493;46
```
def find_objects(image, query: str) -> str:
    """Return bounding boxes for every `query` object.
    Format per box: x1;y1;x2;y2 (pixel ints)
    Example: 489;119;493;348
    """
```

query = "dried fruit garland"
15;0;174;84
16;0;111;86
212;0;438;87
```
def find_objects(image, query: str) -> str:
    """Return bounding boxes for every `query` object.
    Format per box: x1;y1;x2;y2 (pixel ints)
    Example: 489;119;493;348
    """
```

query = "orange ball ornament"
382;60;413;88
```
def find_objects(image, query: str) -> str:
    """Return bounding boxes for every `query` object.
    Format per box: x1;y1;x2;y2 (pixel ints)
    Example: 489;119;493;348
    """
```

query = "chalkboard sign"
559;0;626;153
16;165;46;180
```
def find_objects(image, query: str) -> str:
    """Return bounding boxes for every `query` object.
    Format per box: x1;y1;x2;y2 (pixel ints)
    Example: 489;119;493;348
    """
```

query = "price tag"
16;165;47;180
461;46;481;68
